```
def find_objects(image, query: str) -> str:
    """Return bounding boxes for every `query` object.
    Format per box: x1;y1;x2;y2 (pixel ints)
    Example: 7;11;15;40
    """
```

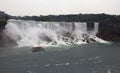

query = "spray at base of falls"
4;19;108;47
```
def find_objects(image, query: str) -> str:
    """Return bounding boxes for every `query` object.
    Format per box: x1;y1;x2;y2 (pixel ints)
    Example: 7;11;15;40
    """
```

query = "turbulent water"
3;19;107;47
0;43;120;73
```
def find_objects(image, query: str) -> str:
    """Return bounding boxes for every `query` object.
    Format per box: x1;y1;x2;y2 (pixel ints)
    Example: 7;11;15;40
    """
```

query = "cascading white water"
4;19;106;47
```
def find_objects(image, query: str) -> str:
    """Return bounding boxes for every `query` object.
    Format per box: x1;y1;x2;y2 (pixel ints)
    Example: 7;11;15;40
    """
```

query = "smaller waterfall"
4;19;106;47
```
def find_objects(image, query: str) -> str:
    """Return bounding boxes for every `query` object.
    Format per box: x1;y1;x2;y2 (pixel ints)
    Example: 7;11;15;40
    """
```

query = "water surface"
0;43;120;73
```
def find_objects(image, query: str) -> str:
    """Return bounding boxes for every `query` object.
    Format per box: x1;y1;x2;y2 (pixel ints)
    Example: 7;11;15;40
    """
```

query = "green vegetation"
9;13;120;23
0;11;9;29
0;11;8;21
0;11;120;23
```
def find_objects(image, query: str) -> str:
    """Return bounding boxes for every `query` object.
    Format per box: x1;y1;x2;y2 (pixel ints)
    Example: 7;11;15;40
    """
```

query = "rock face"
0;21;17;47
0;20;7;44
0;11;17;47
0;20;7;30
0;13;8;47
87;21;94;31
0;11;8;31
0;25;8;47
97;21;120;41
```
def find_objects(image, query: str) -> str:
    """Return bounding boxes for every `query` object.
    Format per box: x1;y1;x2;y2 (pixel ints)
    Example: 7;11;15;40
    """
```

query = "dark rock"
97;21;120;41
0;11;12;47
0;11;8;30
0;20;7;30
89;38;96;43
87;21;94;31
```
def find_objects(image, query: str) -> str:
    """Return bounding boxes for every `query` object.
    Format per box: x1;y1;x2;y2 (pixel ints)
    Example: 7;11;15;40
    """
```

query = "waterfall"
4;19;103;47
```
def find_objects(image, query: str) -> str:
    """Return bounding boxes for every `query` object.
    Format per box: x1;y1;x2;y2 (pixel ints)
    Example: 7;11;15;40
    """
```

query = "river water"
0;42;120;73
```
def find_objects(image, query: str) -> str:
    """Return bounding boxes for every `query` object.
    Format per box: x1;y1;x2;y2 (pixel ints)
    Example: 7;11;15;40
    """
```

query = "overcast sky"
0;0;120;16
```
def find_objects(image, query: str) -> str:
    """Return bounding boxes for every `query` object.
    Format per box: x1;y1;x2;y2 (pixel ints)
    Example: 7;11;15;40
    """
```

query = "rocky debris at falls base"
43;33;98;45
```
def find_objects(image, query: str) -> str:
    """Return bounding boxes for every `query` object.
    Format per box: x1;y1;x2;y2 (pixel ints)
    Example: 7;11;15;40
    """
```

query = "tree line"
0;11;120;23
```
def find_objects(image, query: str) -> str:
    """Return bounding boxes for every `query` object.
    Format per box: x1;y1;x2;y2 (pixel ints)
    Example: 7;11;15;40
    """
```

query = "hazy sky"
0;0;120;16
